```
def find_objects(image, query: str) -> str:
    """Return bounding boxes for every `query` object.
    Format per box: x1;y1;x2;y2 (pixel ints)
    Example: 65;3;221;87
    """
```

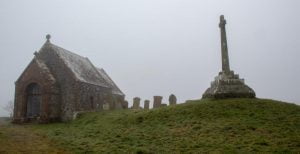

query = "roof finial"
34;51;38;56
220;15;225;20
46;34;51;42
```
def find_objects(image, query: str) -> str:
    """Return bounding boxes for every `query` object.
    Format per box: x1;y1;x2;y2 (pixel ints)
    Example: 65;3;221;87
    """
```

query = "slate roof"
41;41;124;96
97;68;124;95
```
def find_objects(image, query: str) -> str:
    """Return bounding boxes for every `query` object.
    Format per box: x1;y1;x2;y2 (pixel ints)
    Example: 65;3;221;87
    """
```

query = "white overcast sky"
0;0;300;116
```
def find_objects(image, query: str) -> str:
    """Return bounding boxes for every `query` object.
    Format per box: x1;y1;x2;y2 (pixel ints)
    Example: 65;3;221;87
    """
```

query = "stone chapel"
13;35;126;123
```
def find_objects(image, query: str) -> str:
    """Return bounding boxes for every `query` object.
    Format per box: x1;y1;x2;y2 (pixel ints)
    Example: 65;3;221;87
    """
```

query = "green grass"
30;98;300;153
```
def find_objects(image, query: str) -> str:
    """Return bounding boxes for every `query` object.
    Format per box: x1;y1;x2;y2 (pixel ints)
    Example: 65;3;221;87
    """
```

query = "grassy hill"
28;98;300;153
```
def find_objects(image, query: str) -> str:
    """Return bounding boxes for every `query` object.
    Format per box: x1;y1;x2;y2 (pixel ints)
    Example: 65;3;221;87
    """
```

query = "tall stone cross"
219;15;231;74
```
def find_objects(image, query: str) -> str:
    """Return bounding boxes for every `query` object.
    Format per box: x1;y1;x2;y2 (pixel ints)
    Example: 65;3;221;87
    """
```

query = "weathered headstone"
132;97;141;109
153;96;163;108
169;94;177;105
202;15;255;99
144;100;150;109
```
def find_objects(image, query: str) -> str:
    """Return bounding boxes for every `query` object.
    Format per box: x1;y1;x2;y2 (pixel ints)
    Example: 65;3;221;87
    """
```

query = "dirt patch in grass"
0;123;69;154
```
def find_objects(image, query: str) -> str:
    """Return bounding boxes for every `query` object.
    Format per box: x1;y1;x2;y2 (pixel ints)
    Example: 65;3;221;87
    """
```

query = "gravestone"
144;100;150;109
202;15;256;99
153;96;163;108
132;97;141;109
169;94;177;105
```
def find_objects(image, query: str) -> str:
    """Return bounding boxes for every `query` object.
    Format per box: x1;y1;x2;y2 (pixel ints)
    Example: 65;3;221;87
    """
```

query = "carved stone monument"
153;96;163;108
144;100;150;109
132;97;141;109
202;15;256;99
169;94;177;105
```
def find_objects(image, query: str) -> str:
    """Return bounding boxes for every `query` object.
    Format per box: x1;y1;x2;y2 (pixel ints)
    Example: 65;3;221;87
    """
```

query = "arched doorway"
26;83;41;118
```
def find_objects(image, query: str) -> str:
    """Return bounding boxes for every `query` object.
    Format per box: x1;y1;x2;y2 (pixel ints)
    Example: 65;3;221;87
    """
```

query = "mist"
1;0;299;116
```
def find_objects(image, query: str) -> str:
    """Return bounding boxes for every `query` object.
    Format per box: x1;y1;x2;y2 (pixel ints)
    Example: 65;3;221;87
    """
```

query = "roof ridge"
34;57;56;82
96;68;124;96
42;42;110;88
49;43;87;60
84;57;110;87
15;57;56;83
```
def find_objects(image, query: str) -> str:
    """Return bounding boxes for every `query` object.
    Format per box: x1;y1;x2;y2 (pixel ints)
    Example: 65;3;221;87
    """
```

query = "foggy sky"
0;0;300;116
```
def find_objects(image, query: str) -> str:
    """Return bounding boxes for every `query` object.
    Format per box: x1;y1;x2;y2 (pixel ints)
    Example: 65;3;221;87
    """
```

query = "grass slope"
0;123;68;153
31;98;300;153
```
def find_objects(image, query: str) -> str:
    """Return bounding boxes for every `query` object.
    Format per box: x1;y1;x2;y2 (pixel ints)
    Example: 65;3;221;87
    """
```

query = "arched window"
26;83;41;118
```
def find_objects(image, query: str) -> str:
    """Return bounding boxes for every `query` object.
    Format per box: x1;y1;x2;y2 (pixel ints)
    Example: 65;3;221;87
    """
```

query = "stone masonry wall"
13;58;60;123
37;45;79;121
77;82;111;111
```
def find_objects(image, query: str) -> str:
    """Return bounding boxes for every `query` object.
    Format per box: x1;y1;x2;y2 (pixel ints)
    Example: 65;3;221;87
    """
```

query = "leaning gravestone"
202;15;255;99
169;94;177;105
132;97;141;109
144;100;150;109
153;96;163;108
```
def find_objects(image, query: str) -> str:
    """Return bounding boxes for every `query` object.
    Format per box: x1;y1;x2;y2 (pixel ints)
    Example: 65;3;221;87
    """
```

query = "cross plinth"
202;15;256;99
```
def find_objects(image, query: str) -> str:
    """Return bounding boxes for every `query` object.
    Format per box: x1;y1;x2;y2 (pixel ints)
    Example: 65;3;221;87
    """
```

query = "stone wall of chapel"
13;59;60;123
37;47;78;121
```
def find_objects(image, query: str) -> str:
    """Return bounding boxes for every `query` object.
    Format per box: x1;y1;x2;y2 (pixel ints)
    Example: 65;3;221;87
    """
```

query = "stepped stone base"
202;71;255;99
